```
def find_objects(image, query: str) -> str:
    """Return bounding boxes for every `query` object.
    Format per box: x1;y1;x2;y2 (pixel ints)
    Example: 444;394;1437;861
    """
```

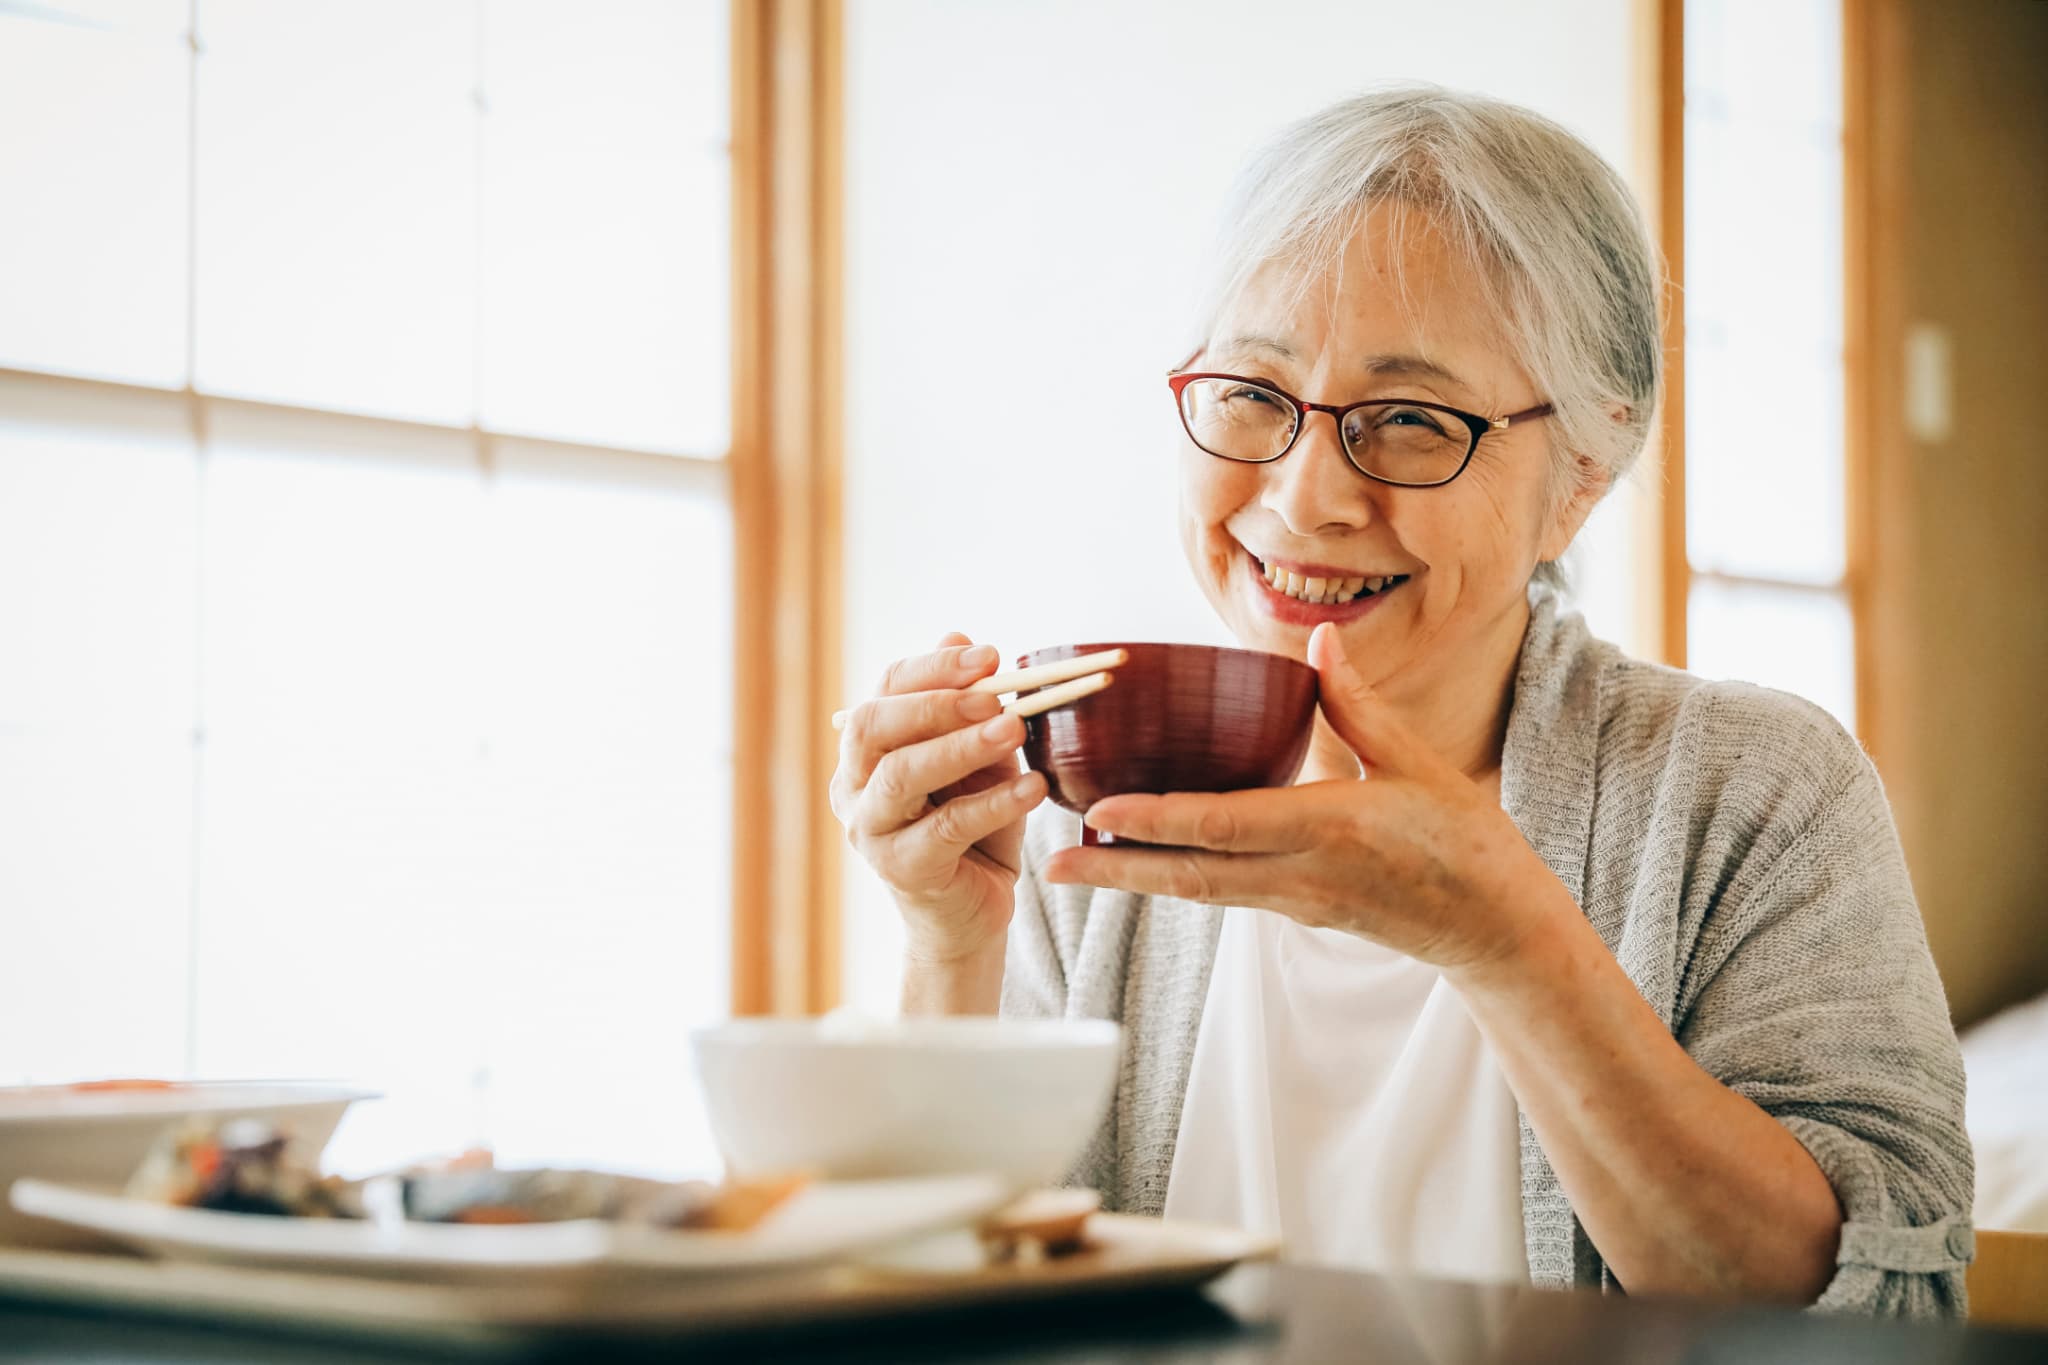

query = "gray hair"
1191;86;1664;590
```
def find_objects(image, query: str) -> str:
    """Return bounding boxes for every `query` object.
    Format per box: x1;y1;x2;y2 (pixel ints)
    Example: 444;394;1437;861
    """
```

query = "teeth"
1255;556;1408;606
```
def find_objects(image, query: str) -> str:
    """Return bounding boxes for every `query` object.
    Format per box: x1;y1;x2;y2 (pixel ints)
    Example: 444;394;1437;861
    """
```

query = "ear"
1535;407;1624;563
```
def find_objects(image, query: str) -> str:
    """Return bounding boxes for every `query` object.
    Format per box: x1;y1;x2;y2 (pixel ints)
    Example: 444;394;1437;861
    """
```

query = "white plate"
0;1213;1276;1348
9;1174;1012;1282
0;1082;374;1249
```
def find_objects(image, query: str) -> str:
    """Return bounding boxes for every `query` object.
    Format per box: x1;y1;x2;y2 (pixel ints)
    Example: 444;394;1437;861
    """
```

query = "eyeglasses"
1166;370;1555;489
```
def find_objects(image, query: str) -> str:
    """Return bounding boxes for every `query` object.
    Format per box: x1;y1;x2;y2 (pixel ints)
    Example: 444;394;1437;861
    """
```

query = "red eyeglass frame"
1166;370;1556;489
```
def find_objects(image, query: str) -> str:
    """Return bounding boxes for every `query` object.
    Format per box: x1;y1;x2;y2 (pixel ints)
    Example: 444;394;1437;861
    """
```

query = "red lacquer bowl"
1017;642;1319;846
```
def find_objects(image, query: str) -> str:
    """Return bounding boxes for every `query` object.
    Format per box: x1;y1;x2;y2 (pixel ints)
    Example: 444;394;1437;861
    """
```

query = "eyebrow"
1210;333;1298;361
1357;353;1468;390
1208;338;1469;394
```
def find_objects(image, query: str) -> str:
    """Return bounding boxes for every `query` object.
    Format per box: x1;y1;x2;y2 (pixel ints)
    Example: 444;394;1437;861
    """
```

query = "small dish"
692;1016;1120;1193
0;1081;373;1249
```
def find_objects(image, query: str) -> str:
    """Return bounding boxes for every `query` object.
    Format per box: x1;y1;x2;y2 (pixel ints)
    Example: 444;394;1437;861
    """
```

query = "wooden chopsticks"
968;647;1127;704
832;647;1126;731
1001;666;1116;719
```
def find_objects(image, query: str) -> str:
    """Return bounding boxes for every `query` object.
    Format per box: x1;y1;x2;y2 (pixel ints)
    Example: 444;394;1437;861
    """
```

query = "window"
1675;0;1856;728
0;0;736;1179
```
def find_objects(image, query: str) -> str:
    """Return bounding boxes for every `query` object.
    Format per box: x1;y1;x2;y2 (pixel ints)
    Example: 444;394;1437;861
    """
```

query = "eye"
1376;405;1449;433
1221;384;1282;407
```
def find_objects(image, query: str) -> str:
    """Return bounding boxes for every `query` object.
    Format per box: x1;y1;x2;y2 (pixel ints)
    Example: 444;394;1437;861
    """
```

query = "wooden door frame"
1842;0;1909;774
729;0;845;1016
1654;0;1688;669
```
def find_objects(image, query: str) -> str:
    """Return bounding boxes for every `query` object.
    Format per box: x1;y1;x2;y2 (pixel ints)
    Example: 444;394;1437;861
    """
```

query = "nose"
1261;407;1378;537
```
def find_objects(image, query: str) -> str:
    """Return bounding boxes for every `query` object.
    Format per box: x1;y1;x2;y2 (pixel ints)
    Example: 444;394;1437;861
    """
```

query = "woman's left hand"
1040;622;1573;976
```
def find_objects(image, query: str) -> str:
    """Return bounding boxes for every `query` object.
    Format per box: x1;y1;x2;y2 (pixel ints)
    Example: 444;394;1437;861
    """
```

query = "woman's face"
1179;205;1596;703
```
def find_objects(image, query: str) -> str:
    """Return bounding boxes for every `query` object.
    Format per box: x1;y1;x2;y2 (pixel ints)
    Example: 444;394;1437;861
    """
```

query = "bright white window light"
0;3;735;1181
0;2;190;388
1683;0;1854;730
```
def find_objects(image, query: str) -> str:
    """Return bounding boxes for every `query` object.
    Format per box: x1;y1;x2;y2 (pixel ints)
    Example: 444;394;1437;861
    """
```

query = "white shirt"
1161;904;1528;1283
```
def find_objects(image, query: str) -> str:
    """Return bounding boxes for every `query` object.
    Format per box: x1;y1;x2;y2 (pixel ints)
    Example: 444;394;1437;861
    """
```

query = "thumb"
1306;622;1429;776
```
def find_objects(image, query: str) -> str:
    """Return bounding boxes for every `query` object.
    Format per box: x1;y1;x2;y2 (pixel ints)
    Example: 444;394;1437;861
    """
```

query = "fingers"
937;749;1027;803
830;631;1044;925
891;769;1048;880
1080;787;1335;853
829;630;1031;848
839;686;1004;791
1306;622;1438;777
852;711;1027;835
875;636;1002;698
1040;844;1277;906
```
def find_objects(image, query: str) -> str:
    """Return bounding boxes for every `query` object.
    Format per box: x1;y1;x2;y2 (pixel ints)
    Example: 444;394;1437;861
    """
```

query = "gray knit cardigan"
999;589;1974;1316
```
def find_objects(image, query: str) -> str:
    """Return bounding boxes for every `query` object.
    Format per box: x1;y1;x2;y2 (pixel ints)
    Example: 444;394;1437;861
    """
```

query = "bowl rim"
690;1016;1121;1051
1017;640;1315;677
0;1081;378;1124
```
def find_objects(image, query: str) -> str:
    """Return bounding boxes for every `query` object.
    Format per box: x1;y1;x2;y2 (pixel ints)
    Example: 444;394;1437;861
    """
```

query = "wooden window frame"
1653;0;1875;746
0;3;838;1030
728;0;845;1016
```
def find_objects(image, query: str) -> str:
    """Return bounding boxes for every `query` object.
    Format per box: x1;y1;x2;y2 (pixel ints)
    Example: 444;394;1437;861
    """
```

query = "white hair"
1192;85;1664;589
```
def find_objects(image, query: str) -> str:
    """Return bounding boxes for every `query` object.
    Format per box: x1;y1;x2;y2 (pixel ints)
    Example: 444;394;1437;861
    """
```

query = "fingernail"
1011;772;1041;800
958;690;1000;721
963;644;998;669
981;713;1018;743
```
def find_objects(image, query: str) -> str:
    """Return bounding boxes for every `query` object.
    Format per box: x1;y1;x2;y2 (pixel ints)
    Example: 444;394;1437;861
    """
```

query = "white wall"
840;0;1652;1010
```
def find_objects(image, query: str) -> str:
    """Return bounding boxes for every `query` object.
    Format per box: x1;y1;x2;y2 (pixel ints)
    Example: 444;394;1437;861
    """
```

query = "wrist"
902;919;1007;970
1442;870;1594;1002
901;934;1008;1016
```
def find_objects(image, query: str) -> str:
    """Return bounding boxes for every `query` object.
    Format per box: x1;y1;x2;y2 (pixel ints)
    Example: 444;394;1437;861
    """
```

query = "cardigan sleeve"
1673;698;1974;1318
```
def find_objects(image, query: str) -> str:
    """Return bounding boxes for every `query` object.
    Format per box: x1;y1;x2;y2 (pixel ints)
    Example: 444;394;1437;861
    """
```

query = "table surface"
1;1261;2044;1365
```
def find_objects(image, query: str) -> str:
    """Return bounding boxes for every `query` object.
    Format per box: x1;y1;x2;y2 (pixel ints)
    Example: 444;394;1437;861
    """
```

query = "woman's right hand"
829;632;1047;966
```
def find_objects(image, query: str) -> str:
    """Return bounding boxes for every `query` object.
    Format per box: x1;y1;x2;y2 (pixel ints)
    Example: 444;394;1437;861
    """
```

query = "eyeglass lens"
1177;377;1474;486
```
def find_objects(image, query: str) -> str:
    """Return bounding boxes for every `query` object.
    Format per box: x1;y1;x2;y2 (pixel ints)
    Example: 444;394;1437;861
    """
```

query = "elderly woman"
828;88;1971;1315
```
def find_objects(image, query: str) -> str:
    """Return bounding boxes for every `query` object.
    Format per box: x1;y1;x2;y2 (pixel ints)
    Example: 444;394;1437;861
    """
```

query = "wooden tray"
0;1214;1276;1350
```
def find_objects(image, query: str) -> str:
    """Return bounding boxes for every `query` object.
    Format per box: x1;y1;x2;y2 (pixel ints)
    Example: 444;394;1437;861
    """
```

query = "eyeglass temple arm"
1489;402;1556;431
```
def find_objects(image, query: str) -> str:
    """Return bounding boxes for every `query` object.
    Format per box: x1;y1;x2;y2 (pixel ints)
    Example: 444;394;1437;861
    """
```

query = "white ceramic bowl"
0;1081;374;1249
691;1017;1121;1192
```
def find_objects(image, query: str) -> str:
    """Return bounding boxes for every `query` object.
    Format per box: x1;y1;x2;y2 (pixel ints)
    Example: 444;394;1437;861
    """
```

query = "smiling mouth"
1251;553;1412;606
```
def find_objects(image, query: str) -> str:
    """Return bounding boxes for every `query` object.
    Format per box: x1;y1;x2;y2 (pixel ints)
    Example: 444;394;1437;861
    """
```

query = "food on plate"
123;1121;807;1232
660;1170;810;1231
399;1165;624;1224
67;1078;185;1092
978;1187;1100;1264
403;1165;808;1230
126;1119;362;1218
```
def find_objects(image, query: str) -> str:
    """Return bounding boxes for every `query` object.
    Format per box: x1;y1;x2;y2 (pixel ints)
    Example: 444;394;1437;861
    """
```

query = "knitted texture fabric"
999;588;1973;1317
